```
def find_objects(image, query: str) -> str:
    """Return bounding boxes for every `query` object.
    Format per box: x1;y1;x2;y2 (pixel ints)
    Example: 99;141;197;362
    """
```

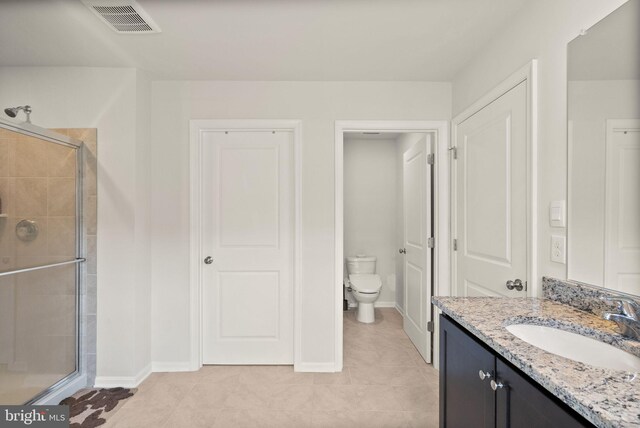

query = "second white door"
402;134;432;363
201;130;294;364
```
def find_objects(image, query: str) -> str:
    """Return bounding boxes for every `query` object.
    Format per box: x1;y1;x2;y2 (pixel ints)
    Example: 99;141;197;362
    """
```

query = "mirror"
567;0;640;295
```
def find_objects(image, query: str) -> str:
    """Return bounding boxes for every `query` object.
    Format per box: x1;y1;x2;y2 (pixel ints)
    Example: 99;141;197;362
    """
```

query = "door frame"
334;120;450;371
189;119;302;371
451;60;538;297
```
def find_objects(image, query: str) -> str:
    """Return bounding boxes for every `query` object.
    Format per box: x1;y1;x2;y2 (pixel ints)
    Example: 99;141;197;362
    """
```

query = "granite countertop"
432;297;640;428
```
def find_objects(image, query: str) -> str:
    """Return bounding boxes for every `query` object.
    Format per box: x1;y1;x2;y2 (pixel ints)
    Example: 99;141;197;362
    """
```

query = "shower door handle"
204;256;214;265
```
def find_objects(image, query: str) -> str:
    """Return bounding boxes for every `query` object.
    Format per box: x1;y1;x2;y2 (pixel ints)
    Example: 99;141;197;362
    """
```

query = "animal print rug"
59;387;135;427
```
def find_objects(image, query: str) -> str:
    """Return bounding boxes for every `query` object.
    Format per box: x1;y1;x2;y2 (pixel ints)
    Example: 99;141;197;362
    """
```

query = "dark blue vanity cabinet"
439;315;591;428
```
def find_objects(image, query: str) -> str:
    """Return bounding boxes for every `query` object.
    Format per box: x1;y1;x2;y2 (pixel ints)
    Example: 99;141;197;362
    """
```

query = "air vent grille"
82;0;161;34
93;5;135;14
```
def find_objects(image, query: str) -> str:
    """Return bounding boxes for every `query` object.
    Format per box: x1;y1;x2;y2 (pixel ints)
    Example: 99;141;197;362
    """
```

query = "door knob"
204;256;213;265
478;370;492;381
513;279;524;291
506;279;525;291
399;248;406;254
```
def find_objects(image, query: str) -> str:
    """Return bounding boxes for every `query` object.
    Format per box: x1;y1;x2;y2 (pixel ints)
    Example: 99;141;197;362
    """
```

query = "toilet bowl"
346;255;382;323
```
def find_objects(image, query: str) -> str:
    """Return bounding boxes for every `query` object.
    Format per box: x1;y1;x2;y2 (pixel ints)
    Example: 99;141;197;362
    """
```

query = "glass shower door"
0;125;82;404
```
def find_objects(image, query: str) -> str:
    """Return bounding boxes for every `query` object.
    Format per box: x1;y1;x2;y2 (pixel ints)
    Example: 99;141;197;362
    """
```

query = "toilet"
346;255;382;323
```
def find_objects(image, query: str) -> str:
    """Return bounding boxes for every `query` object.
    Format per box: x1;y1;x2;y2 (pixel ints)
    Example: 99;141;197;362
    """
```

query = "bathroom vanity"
434;281;640;428
438;314;588;428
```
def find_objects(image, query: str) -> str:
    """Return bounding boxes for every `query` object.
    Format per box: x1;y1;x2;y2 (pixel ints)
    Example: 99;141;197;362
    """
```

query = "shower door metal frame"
0;117;86;405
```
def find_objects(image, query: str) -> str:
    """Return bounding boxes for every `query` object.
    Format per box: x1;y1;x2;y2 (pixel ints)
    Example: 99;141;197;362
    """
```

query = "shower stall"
0;117;87;405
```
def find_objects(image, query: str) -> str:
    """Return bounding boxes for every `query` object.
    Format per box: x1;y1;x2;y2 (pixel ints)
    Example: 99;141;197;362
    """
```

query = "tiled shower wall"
56;128;98;388
0;127;97;398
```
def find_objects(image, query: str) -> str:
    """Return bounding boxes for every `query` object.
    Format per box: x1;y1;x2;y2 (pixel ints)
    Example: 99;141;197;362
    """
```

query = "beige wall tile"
47;178;76;216
83;148;97;197
86;235;96;274
0;140;13;178
67;129;96;144
16;264;75;296
47;216;76;257
0;177;16;217
50;129;69;137
48;144;76;178
15;178;47;216
86;195;97;235
15;136;48;178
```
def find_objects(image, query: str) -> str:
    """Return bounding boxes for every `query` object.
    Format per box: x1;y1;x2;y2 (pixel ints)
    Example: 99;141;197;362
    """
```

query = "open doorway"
335;120;449;372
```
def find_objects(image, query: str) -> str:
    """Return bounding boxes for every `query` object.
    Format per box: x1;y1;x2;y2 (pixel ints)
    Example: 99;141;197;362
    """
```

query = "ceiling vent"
82;0;161;34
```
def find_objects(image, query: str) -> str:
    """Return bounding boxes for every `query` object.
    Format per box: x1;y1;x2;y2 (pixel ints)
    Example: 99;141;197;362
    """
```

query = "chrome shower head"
4;105;32;123
4;107;18;118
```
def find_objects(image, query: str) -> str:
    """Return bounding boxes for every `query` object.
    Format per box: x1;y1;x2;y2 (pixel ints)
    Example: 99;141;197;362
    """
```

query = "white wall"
452;0;628;291
344;137;397;306
0;67;152;382
133;70;153;378
150;81;451;368
568;79;640;286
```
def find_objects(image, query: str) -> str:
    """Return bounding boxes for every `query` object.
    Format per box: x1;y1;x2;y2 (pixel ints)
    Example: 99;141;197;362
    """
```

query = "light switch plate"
549;201;566;227
551;235;566;264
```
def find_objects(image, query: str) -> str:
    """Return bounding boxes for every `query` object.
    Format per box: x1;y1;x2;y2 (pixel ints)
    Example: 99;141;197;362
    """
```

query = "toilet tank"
346;255;377;274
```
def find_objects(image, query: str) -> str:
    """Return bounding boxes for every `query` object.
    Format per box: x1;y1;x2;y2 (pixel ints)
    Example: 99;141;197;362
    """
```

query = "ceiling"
569;0;639;81
0;0;528;81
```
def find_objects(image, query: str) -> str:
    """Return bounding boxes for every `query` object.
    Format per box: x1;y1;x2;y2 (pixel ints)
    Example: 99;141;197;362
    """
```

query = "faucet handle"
602;296;640;319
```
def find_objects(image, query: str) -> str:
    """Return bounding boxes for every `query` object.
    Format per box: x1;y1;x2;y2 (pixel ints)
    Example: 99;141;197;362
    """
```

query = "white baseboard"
294;362;339;373
374;301;396;308
94;363;152;388
395;304;405;316
151;361;192;372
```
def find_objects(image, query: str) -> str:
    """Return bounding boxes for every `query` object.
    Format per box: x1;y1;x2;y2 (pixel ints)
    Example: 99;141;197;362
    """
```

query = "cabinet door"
495;360;590;428
440;315;495;428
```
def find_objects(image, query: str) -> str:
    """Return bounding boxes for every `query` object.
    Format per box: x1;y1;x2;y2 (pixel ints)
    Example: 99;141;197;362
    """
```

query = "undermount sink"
506;324;640;372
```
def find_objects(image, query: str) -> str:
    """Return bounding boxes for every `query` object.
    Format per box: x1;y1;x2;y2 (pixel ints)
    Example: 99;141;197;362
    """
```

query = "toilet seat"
348;274;382;294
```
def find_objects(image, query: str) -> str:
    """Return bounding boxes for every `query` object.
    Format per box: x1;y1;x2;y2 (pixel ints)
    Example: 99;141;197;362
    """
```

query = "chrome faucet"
602;296;640;340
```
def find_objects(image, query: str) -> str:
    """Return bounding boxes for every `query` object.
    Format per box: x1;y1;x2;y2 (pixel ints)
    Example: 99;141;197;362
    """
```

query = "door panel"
218;271;280;338
202;130;293;364
605;122;640;294
455;82;528;297
218;146;280;247
402;134;432;363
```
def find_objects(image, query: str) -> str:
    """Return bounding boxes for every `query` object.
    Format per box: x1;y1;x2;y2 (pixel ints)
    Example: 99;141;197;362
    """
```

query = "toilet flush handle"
399;248;406;254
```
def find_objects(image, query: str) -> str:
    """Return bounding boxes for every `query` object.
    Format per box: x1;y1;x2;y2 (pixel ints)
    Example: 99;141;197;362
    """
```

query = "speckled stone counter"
432;296;640;428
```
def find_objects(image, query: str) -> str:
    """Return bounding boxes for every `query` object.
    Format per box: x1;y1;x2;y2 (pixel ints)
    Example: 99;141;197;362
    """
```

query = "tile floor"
106;308;439;427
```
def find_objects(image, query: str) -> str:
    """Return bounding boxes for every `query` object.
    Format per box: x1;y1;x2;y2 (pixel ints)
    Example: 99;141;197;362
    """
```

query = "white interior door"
605;120;640;294
201;130;294;364
454;81;528;297
402;134;432;363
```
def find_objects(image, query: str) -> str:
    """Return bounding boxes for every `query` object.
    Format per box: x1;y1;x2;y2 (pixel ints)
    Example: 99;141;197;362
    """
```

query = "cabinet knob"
490;379;504;390
204;256;213;265
399;248;406;254
478;370;492;381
